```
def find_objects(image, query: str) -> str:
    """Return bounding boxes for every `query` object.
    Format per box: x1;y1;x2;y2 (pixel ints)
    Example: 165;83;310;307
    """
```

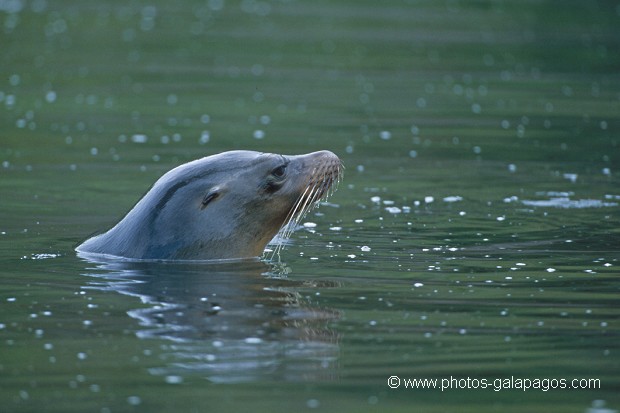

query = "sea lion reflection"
81;259;340;383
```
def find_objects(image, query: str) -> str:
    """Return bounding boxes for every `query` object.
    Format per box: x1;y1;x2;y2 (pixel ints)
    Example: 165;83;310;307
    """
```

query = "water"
1;0;619;412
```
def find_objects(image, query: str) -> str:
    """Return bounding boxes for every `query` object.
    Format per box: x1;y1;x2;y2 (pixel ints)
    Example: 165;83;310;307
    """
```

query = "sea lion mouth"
269;151;343;258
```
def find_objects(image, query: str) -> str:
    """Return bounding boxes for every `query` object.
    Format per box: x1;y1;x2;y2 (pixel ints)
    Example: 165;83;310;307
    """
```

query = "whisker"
266;156;343;262
268;184;314;261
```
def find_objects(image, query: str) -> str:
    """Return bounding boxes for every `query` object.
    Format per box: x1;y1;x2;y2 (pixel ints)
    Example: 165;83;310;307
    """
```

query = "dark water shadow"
78;255;341;383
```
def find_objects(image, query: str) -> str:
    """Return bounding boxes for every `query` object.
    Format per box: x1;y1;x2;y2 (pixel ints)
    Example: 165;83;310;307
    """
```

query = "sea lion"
76;150;342;261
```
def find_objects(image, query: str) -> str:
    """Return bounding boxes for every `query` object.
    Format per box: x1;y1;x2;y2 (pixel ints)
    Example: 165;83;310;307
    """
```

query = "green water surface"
1;1;619;412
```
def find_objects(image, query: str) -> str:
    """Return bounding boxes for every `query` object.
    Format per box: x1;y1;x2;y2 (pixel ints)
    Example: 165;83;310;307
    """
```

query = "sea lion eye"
271;164;287;179
200;189;219;209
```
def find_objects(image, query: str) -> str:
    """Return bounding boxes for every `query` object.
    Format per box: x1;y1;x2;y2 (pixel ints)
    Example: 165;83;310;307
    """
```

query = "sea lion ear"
200;186;221;210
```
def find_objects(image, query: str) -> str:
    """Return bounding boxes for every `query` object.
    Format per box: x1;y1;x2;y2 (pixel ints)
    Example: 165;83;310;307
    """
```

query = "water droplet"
165;376;183;384
45;91;57;103
379;130;391;140
127;396;142;406
306;399;320;409
131;134;148;143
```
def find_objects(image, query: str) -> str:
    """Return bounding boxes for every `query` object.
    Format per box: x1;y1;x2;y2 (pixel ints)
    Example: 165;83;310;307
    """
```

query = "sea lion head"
76;150;342;261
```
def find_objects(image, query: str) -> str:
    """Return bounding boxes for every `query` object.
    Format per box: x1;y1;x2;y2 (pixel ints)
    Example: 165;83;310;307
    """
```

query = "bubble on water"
409;150;418;158
131;134;148;143
199;130;210;144
9;74;20;86
360;246;371;252
508;164;517;173
522;198;617;209
303;222;317;228
563;173;578;183
28;253;61;260
253;129;265;139
424;196;434;203
165;375;183;384
379;130;391;140
45;91;57;103
370;196;381;204
251;64;264;76
306;399;320;409
413;282;423;288
443;196;462;203
127;396;142;406
5;94;16;107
